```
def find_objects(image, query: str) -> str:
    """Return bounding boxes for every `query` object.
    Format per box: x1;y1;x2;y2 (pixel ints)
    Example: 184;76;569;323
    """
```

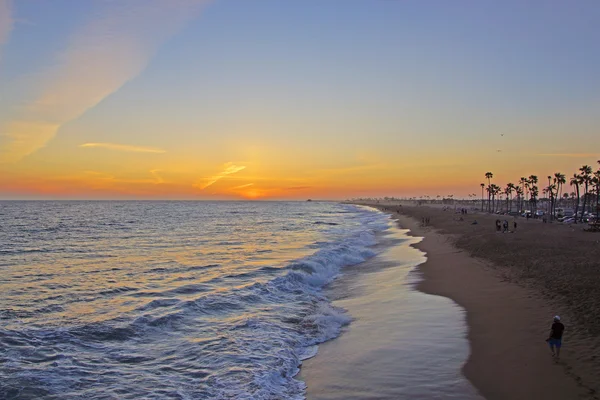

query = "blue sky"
0;0;599;199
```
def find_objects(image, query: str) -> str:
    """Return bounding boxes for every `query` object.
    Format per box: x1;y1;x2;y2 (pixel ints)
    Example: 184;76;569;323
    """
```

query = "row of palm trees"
481;160;600;223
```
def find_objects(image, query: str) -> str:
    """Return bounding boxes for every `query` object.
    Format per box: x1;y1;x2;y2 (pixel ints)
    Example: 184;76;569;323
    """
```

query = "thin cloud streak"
537;153;599;158
0;0;209;163
80;142;166;153
286;186;311;190
150;169;165;184
231;183;254;190
195;162;246;190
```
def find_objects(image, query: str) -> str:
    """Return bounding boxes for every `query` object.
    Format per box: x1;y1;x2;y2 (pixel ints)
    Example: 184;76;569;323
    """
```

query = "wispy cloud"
80;142;166;154
230;183;254;190
0;0;209;163
149;169;164;184
286;186;311;190
82;169;166;185
195;162;246;190
537;153;599;158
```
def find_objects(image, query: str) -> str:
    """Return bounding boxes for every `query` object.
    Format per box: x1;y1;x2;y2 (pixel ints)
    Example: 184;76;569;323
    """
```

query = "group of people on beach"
421;216;430;226
495;219;516;233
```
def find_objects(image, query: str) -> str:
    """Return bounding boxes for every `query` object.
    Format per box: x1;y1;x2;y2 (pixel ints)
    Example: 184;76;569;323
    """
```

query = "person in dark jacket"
546;315;565;360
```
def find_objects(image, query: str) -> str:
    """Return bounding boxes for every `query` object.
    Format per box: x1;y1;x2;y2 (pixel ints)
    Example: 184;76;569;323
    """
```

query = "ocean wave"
0;202;390;399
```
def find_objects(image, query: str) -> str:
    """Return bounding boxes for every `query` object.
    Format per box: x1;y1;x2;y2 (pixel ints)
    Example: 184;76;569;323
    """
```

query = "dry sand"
364;202;600;399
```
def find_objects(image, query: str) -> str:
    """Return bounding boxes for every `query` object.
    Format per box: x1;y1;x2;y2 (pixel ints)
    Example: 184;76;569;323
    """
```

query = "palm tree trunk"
581;182;587;223
558;183;563;212
575;185;580;224
481;187;484;212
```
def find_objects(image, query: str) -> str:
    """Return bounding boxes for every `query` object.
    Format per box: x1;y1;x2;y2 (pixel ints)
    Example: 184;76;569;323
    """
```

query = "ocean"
0;201;388;399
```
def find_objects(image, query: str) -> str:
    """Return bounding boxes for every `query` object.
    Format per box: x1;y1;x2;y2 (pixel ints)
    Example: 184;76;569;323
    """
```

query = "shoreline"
299;218;481;399
365;203;597;400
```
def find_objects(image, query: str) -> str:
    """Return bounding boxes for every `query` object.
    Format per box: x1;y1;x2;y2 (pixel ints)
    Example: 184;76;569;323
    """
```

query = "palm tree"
554;172;566;211
515;186;523;212
490;184;501;212
548;183;557;220
547;175;554;220
505;183;515;213
530;185;539;214
519;177;527;211
579;165;593;221
485;172;493;212
570;174;581;223
480;183;485;211
528;175;538;213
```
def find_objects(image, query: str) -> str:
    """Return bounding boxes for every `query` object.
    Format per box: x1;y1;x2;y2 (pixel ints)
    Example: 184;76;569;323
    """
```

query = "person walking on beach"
546;316;565;360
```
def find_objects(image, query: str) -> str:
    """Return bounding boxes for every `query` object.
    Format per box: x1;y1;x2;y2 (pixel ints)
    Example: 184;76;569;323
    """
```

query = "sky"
0;0;599;200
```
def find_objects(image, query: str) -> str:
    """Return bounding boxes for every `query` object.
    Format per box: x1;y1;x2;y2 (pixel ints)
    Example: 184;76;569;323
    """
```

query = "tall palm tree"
570;174;581;223
548;183;557;220
547;175;554;220
491;184;501;212
579;165;593;221
528;175;538;213
515;186;523;212
519;177;527;211
485;172;493;212
554;172;566;210
480;183;485;211
505;183;515;213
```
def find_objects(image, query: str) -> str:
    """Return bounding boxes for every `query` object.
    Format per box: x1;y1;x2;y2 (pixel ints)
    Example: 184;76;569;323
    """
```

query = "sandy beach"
365;203;600;399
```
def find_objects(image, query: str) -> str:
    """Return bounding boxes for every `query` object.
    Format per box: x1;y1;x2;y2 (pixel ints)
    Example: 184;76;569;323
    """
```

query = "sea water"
0;201;389;399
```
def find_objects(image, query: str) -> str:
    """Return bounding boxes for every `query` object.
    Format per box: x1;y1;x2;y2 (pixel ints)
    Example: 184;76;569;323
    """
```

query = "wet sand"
299;225;481;399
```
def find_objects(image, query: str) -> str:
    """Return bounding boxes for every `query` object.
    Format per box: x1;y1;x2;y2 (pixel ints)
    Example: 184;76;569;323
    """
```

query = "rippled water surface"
0;201;388;399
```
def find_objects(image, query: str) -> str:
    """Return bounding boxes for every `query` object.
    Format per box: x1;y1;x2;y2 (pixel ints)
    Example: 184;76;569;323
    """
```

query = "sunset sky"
1;0;599;200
